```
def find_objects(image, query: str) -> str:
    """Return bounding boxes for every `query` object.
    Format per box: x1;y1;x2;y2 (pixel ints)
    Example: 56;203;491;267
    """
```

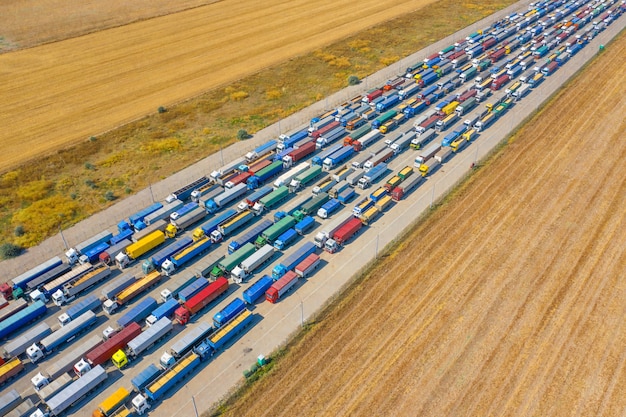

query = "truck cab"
324;239;339;254
103;299;119;315
31;372;50;391
132;394;150;415
58;312;72;327
160;352;175;370
74;358;92;376
115;252;131;269
65;248;80;265
112;349;129;369
160;260;176;276
29;289;48;304
52;289;72;306
26;344;44;363
210;230;224;243
314;231;329;248
230;267;249;283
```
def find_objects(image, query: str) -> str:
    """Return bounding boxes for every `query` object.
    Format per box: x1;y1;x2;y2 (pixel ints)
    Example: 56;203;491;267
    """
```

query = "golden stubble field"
0;0;437;172
217;33;626;416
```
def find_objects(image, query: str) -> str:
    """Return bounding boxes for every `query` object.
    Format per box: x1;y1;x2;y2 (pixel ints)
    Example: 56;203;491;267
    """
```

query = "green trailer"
347;125;371;142
255;160;283;180
290;165;323;191
493;102;510;117
372;110;397;129
259;186;289;210
300;192;330;216
256;216;296;247
213;243;256;277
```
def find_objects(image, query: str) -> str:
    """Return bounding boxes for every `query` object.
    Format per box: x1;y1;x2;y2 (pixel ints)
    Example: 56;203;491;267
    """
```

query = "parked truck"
115;231;165;269
161;236;212;276
2;323;51;359
0;390;21;415
165;206;207;238
174;277;229;325
257;185;289;211
289;165;323;192
58;295;101;327
125;318;173;358
358;163;388;189
65;231;112;265
325;217;363;253
144;200;184;225
242;276;274;304
205;183;248;214
99;240;132;265
311;143;342;166
322;146;355;171
294;253;321;278
237;186;272;211
271;242;317;280
0;300;47;340
213;298;247;329
206;308;253;350
0;358;23;386
142;236;194;273
317;198;342;219
231;244;275;283
227;219;273;254
103;271;162;315
93;387;131;417
42;365;108;417
83;323;142;371
282;141;316;168
212;243;257;279
311;177;336;196
265;271;299;303
52;266;111;306
391;171;423;201
256;216;297;247
211;210;255;243
32;373;72;402
145;299;179;327
191;209;237;242
178;278;209;303
160;322;213;369
314;211;353;249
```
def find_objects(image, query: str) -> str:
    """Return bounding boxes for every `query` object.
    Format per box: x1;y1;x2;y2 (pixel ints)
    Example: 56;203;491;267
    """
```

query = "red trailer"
175;277;229;324
286;141;316;164
85;322;141;366
418;114;442;132
311;121;340;139
247;159;272;174
332;218;363;245
457;89;477;102
364;89;384;103
489;48;506;63
491;74;510;91
225;171;252;187
265;271;299;304
294;254;321;278
481;37;497;50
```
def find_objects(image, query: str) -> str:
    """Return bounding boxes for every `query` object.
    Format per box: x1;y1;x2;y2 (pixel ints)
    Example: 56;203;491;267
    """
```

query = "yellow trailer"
441;101;460;116
115;271;162;306
375;195;393;212
125;231;165;260
93;387;131;417
359;206;381;226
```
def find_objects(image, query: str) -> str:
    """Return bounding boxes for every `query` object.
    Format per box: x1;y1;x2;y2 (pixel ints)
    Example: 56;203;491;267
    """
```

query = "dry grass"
0;0;515;249
210;31;626;417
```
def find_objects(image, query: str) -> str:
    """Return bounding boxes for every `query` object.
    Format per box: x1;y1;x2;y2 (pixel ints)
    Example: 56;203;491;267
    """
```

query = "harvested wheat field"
217;34;626;417
0;0;436;172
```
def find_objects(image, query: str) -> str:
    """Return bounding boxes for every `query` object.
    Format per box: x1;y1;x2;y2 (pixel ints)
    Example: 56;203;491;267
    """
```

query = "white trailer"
45;365;107;416
127;317;173;357
231;244;275;283
273;162;309;189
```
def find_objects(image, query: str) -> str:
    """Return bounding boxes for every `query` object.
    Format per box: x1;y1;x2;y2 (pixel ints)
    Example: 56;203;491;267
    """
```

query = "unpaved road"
219;32;626;417
0;0;436;171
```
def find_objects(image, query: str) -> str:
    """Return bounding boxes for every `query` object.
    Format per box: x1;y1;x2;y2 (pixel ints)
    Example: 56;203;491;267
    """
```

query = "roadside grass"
0;0;516;253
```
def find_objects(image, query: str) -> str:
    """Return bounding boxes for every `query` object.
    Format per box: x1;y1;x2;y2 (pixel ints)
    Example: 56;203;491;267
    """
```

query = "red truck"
283;141;316;166
481;37;497;50
489;48;507;63
491;74;510;91
311;121;340;139
247;159;272;174
457;89;477;102
265;271;299;304
332;218;363;246
85;322;141;367
294;254;321;278
363;89;383;103
175;277;229;324
225;171;252;187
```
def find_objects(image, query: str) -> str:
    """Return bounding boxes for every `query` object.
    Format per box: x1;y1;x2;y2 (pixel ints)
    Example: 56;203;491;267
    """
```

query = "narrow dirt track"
220;33;626;417
0;0;436;171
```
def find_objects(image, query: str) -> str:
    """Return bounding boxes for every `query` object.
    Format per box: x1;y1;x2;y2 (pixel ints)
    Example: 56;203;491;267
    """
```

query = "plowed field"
219;33;626;416
0;0;435;171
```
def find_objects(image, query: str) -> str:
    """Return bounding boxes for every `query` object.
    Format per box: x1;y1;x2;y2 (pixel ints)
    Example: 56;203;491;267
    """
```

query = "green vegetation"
0;0;516;250
0;243;23;260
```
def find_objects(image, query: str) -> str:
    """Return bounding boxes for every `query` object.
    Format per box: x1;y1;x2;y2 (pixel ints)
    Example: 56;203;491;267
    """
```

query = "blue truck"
207;309;253;350
78;241;109;264
132;364;161;392
193;209;237;240
129;203;163;230
242;276;274;304
238;186;273;211
278;130;309;151
317;198;341;219
246;161;284;189
271;242;317;280
375;94;400;112
338;187;356;204
170;202;199;221
274;228;298;250
178;278;209;303
66;231;113;265
143;236;194;274
162;237;213;275
311;143;342;166
110;228;134;245
58;295;101;326
146;299;180;326
419;72;439;87
322;146;355;171
246;140;277;162
213;298;246;328
0;301;47;340
442;126;467;147
227;219;273;254
294;216;315;235
170;177;210;202
117;297;158;328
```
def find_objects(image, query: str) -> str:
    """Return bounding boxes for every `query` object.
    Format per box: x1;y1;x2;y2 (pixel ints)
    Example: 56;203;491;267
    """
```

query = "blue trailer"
132;364;161;392
274;228;298;250
170;202;199;221
110;228;134;245
117;297;158;328
227;219;273;254
375;94;400;112
79;242;109;264
246;161;284;189
171;177;210;202
0;301;47;340
142;352;201;402
274;147;294;162
10;256;63;291
246;140;278;162
271;242;317;280
59;295;101;326
207;309;253;351
144;236;194;273
419;72;439;87
129;203;163;229
311;144;342;166
294;216;315;235
242;276;273;304
338;187;356;204
170;237;212;269
146;299;180;326
317;198;341;219
322;146;355;171
278;130;309;150
195;209;238;238
178;278;209;303
213;298;246;328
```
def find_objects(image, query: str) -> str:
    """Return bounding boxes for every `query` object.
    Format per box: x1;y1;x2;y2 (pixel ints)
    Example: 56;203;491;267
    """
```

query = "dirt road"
0;0;435;171
218;32;626;417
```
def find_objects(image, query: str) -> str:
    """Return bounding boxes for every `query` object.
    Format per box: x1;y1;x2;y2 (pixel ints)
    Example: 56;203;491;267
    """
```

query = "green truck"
211;243;256;278
259;186;289;211
300;192;330;216
256;216;296;247
289;165;323;192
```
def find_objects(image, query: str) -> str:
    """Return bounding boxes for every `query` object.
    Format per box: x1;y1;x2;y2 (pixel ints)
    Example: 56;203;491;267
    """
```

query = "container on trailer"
1;323;51;359
58;295;101;326
213;298;246;328
274;229;298;250
258;186;290;211
131;364;161;392
294;254;321;278
174;277;229;324
33;311;96;357
0;390;21;415
46;365;107;417
85;322;142;369
317;198;342;219
0;301;47;340
127;318;173;357
146;299;180;326
66;231;113;265
265;272;299;303
10;256;63;291
294;216;315;235
242;275;274;304
311;144;342;166
271;242;317;280
178;278;209;303
46;335;102;380
332;217;363;246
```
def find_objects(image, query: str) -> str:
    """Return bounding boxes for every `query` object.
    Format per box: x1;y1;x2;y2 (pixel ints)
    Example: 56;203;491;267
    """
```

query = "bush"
0;243;23;259
84;162;94;170
14;225;25;237
104;191;116;201
89;136;97;142
125;187;132;194
85;179;97;189
158;106;167;114
348;75;360;86
237;129;250;140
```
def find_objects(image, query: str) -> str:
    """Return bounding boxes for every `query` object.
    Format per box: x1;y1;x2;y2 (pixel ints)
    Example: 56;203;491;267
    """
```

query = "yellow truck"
104;271;162;314
375;195;393;212
359;206;381;226
92;387;131;417
116;230;165;269
440;101;460;116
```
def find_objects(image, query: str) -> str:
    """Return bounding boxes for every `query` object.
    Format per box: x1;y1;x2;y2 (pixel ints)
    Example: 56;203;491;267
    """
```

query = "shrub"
89;136;97;142
125;187;132;194
70;192;78;200
158;106;167;113
237;129;250;140
85;179;97;189
348;75;360;86
0;243;23;259
230;91;249;101
84;162;94;170
14;225;25;237
104;191;116;201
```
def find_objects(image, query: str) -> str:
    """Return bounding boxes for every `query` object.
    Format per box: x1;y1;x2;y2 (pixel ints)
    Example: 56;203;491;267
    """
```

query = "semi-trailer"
353;197;374;217
210;157;246;184
278;129;308;150
390;131;415;154
212;243;257;279
375;195;393;212
27;311;97;363
272;242;317;280
359;206;381;226
246;161;283;190
66;231;113;265
363;149;393;172
289;165;323;192
142;236;194;273
310;120;340;140
0;300;47;340
326;217;363;252
231;244;275;283
206;308;253;350
168;177;211;202
0;358;23;385
191;209;237;242
245;139;277;162
0;390;21;415
311;143;342;166
99;239;132;265
256;216;297;247
294;216;315;235
174;277;229;324
100;274;135;303
6;399;35;417
243;276;274;304
205;183;248;213
103;271;162;315
132;351;202;414
1;322;51;359
282;141;316;168
125;318;173;358
42;365;108;417
352;129;383;152
160;322;212;369
161;236;212;276
343;124;371;146
115;230;165;268
178;278;209;304
212;210;255;242
317;198;342;219
332;165;354;183
129;203;163;230
419;158;441;176
329;180;350;198
369;187;388;204
274;228;298;250
93;387;131;417
143;199;183;224
257;185;290;211
34;262;94;303
25;263;72;293
300;193;330;217
358;163;388;189
132;364;161;393
237;185;272;211
228;219;273;254
224;171;252;189
338;188;356;204
314;211;354;248
53;265;111;306
274;162;310;189
131;219;168;243
266;271;299;303
43;335;102;381
0;299;24;322
83;323;142;370
165;206;207;238
58;295;101;326
160;275;197;303
414;142;442;166
322;146;355;171
33;373;73;401
294;253;321;278
213;298;246;329
311;177;336;196
346;168;365;186
146;299;181;326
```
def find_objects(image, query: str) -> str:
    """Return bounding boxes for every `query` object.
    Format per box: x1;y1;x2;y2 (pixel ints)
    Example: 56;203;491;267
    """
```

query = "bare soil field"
0;0;437;172
215;33;626;416
0;0;218;51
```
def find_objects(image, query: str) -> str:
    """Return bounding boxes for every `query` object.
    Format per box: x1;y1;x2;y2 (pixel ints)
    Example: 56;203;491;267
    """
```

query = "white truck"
313;211;354;249
230;244;275;283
